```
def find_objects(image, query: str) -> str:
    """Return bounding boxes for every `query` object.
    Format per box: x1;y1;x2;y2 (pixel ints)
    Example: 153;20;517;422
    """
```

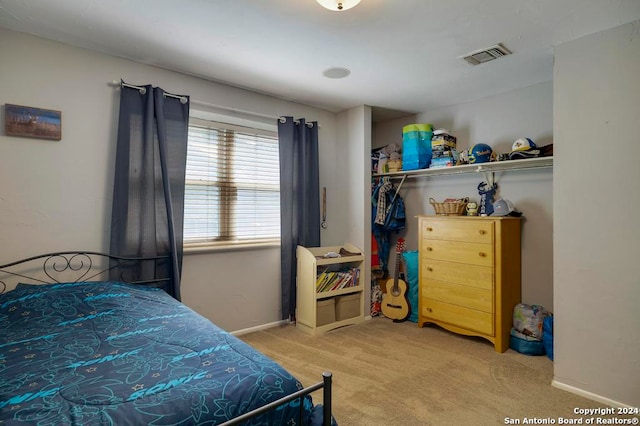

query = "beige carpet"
239;317;604;426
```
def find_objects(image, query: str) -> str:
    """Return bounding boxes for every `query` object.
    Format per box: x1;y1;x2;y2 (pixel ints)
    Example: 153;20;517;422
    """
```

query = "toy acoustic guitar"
381;238;410;322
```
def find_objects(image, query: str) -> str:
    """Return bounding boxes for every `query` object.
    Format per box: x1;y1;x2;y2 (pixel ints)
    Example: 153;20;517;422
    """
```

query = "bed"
0;252;333;425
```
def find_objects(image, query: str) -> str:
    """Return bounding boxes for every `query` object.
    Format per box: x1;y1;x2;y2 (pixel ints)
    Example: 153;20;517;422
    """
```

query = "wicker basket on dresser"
417;215;522;353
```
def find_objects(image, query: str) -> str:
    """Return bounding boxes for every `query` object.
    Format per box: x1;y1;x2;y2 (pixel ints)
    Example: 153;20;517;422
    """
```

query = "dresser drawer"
421;259;493;290
421;298;493;335
421;240;494;267
421;280;493;313
420;219;494;244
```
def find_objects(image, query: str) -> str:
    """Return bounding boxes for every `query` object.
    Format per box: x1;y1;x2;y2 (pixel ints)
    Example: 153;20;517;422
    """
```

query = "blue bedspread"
0;282;317;425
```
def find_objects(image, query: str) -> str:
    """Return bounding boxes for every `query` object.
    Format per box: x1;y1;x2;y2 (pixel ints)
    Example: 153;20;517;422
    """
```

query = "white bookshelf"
296;243;365;335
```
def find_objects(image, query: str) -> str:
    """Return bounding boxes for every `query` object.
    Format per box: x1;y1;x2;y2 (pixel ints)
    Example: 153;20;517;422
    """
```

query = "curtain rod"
189;98;281;122
114;81;189;104
191;100;318;127
190;98;319;126
111;80;316;125
111;80;320;127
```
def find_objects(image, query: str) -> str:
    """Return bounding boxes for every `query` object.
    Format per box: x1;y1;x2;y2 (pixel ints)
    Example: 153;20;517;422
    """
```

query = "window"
184;118;280;247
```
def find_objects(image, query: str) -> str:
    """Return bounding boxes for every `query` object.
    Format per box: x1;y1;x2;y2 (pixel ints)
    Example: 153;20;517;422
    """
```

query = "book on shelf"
316;267;360;293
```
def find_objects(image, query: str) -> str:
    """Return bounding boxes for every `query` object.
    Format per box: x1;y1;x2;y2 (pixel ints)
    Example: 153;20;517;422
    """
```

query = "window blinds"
184;120;280;245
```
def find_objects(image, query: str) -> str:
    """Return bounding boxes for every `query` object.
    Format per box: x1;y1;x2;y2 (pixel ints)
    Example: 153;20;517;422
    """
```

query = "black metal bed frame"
0;251;334;426
220;372;332;426
0;251;171;293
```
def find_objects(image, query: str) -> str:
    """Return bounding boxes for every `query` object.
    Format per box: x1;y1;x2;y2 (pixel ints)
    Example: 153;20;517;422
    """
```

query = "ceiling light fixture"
316;0;361;11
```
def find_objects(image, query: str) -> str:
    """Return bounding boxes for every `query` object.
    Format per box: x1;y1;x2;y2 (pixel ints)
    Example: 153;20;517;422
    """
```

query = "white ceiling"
2;0;640;120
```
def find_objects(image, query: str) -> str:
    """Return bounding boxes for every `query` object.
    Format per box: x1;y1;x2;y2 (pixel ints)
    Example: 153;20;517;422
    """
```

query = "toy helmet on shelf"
468;143;493;164
512;138;536;152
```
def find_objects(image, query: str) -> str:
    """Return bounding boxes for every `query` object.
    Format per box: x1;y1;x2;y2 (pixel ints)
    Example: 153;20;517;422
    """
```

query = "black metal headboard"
0;251;171;294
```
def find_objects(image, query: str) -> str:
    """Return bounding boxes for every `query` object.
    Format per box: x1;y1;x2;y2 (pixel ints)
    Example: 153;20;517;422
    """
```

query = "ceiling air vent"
460;43;512;66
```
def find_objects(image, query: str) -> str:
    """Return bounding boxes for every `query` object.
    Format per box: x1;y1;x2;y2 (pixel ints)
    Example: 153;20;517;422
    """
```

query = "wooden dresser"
417;215;521;352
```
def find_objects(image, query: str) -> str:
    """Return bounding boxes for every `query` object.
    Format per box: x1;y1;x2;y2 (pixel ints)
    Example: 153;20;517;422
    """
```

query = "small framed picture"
4;104;62;141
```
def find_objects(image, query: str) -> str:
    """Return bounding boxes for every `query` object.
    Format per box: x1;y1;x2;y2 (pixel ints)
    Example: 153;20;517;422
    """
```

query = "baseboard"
551;380;632;408
231;319;290;336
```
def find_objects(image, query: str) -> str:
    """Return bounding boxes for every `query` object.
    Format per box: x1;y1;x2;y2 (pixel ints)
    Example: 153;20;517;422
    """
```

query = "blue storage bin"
510;328;545;355
402;124;433;170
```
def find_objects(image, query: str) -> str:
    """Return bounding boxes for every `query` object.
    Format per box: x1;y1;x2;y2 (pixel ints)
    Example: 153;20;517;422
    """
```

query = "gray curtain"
110;82;189;300
278;117;320;321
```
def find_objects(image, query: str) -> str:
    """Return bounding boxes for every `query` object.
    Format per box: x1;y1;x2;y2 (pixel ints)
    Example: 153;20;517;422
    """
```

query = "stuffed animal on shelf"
383;143;402;172
387;152;402;172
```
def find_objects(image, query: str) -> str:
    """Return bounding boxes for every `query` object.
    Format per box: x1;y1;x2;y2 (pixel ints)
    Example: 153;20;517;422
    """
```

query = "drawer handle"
426;267;433;272
427;308;433;313
479;252;486;257
479;229;486;235
426;247;433;251
426;227;433;232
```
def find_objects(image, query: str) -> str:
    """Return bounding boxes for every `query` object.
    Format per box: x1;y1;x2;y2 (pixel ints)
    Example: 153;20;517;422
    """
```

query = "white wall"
335;106;372;311
374;82;554;310
0;28;343;332
372;114;417;149
553;21;640;407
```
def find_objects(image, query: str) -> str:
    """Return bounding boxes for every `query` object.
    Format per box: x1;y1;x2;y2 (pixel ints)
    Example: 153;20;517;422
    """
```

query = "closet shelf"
373;156;553;179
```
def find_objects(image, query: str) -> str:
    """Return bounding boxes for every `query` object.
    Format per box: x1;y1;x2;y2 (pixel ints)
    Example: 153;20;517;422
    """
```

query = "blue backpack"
372;183;406;233
384;192;406;232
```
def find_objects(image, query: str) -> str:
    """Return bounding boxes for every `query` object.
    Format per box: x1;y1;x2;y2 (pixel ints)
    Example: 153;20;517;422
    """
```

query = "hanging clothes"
371;178;406;276
374;180;393;226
